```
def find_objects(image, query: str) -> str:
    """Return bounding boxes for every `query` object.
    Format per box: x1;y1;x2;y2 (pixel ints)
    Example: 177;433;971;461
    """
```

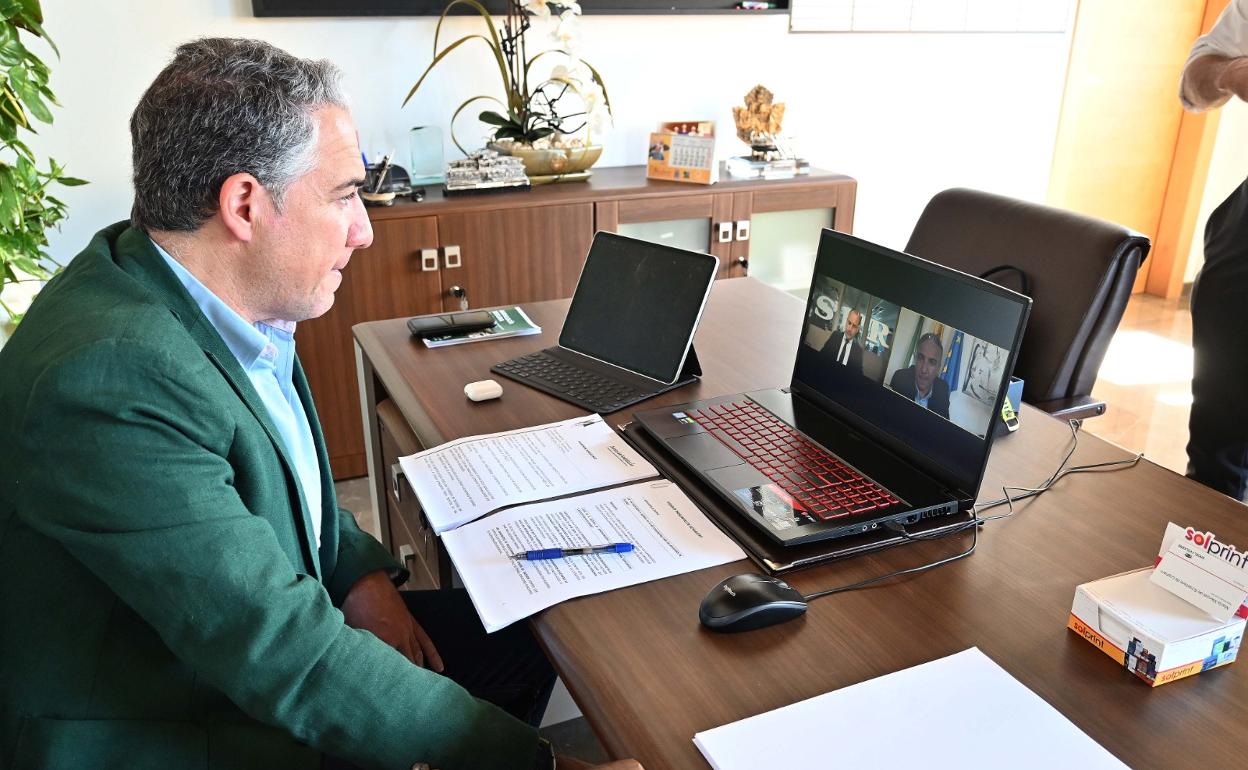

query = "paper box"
1068;567;1244;686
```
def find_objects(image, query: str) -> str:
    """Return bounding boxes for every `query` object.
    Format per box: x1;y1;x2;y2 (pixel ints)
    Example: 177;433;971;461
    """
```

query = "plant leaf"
402;34;502;107
1;83;27;128
22;86;52;124
493;125;525;141
477;110;513;127
56;175;86;186
422;0;512;111
578;57;613;114
448;94;506;155
0;167;20;226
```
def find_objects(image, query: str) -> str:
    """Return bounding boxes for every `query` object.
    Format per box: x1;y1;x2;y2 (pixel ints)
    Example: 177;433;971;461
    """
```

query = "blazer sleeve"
15;339;537;770
325;506;409;605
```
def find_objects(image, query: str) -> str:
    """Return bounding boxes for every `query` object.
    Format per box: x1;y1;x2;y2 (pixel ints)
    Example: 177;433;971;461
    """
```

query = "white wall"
26;0;1069;261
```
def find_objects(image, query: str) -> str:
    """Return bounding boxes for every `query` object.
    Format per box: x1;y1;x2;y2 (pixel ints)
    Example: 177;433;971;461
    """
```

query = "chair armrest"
1029;395;1107;421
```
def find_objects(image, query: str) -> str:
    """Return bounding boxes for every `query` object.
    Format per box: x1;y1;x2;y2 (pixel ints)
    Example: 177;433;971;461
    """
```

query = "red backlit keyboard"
687;400;902;521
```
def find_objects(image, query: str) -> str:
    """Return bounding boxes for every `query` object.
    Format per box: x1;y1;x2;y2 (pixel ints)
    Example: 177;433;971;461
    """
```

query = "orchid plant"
403;0;612;154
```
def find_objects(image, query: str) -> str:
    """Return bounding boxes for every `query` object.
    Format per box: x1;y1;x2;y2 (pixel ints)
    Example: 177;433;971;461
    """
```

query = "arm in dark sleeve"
16;340;536;770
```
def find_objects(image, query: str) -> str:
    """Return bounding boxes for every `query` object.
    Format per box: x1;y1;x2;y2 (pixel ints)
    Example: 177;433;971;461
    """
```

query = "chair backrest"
904;188;1151;405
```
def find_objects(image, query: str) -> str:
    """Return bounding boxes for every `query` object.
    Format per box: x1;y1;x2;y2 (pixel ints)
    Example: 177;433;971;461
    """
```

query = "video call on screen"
801;275;1012;440
791;230;1028;496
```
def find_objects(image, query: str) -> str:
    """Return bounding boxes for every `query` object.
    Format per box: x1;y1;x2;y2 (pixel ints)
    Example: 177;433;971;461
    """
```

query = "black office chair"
905;188;1151;421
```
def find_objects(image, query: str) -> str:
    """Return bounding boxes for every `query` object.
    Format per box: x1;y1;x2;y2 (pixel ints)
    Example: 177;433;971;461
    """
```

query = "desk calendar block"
647;125;718;185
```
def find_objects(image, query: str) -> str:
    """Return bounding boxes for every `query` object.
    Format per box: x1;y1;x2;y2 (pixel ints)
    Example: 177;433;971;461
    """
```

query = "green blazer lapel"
115;226;322;580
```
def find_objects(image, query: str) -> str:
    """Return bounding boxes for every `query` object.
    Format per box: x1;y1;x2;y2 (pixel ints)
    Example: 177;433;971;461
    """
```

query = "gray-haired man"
0;38;608;770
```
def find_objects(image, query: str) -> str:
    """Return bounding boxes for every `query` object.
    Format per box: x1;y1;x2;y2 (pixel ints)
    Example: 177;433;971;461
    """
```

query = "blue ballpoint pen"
512;543;635;561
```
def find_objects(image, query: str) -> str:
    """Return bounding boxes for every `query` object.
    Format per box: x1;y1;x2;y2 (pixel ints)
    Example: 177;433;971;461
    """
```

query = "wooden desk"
354;278;1248;770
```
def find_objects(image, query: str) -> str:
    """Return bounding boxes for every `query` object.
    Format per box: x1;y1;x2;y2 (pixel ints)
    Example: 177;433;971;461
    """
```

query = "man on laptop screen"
889;332;951;419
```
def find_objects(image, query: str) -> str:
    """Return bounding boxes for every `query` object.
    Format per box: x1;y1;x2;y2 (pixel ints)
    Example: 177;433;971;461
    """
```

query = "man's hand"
1218;57;1248;103
1182;54;1248;111
341;570;444;672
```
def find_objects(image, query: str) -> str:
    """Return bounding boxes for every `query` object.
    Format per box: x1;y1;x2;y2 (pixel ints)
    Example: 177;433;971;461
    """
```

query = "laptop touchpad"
667;433;742;471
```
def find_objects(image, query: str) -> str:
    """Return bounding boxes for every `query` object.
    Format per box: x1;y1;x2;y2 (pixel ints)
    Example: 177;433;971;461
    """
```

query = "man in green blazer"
0;38;562;770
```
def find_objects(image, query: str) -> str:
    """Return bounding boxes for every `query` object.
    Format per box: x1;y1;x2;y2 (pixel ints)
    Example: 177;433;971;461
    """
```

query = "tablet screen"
559;232;718;384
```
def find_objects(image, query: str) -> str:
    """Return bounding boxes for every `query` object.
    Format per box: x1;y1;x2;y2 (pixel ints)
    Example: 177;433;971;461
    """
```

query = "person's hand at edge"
341;570;444;672
1218;57;1248;104
1183;54;1240;111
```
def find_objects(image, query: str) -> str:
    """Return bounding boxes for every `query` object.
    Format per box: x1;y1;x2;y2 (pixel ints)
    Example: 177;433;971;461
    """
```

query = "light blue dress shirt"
153;240;323;547
915;388;932;410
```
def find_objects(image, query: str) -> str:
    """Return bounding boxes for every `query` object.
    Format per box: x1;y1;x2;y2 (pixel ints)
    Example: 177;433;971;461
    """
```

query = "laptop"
634;229;1031;546
493;232;717;414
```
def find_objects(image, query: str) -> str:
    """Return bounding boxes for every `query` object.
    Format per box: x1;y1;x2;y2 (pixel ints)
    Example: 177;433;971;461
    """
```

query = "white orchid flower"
582;84;600;114
589;106;612;135
553;11;581;50
522;0;552;19
558;1;582;14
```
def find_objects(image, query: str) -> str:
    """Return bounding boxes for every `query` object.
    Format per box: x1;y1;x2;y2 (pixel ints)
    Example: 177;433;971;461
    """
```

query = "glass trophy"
408;126;445;186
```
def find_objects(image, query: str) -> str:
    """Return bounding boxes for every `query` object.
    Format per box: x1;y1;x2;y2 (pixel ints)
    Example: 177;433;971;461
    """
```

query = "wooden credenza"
298;165;857;479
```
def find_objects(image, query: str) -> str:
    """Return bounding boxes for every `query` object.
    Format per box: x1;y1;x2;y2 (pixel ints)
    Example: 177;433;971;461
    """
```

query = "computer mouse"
699;573;808;632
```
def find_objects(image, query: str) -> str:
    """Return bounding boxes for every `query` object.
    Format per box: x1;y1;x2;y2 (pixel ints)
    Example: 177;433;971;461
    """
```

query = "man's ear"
218;172;266;243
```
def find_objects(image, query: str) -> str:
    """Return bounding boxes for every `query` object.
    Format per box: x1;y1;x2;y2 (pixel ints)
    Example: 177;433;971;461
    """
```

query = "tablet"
558;232;718;385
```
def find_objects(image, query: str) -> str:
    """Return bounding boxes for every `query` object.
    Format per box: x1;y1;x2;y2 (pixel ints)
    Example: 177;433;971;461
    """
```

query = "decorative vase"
489;142;603;184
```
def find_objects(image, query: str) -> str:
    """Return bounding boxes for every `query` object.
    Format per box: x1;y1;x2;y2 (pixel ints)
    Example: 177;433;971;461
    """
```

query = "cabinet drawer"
377;399;451;589
387;491;438;590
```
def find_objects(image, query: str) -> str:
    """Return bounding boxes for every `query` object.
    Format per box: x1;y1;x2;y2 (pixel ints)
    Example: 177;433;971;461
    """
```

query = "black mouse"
699;573;808;632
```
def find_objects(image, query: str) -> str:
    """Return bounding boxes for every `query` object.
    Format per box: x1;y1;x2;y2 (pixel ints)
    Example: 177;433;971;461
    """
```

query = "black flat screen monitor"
559;232;717;385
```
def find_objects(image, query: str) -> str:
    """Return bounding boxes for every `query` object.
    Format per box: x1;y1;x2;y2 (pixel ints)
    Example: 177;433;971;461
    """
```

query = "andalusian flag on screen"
941;330;964;391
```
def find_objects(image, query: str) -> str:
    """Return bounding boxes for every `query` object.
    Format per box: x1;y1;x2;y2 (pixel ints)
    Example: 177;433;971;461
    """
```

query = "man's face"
248;105;372;322
844;310;861;340
914;338;941;394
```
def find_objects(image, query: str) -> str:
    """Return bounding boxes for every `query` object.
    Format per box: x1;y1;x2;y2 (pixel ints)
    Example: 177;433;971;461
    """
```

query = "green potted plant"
0;0;83;343
404;0;612;182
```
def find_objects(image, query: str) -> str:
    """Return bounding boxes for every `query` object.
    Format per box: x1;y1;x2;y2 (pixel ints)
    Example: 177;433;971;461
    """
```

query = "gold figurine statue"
732;85;786;154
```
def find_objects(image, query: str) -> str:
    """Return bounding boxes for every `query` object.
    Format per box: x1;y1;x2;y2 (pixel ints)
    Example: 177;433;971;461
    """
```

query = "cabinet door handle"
390;462;405;502
736;256;749;271
449;285;468;310
735;220;751;242
398;544;416;573
420;248;438;272
443;244;462;269
717;222;733;243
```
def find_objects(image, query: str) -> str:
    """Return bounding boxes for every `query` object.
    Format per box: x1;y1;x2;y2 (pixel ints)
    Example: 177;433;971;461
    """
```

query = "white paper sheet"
398;414;657;534
694;648;1128;770
442;480;747;632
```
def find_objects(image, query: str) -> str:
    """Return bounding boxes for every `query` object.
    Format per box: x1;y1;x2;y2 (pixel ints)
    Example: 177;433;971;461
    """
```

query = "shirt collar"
150;237;291;370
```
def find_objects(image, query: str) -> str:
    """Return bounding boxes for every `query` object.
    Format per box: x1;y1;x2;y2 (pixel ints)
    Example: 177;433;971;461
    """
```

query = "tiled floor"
1082;293;1194;476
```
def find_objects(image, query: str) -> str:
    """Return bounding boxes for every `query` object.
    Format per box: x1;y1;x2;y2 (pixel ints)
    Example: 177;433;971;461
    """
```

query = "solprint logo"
1185;527;1248;570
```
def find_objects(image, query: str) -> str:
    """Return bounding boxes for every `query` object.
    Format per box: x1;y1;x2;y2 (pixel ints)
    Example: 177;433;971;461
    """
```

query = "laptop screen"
791;230;1030;497
559;232;718;384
